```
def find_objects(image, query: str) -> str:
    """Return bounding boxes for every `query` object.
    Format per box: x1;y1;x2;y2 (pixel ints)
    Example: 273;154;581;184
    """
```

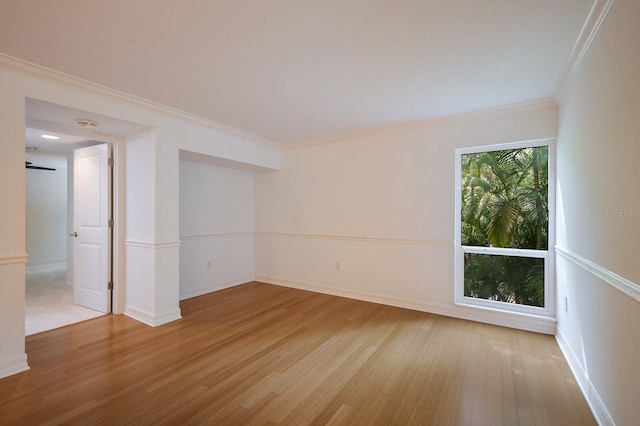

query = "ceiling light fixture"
77;118;97;128
41;134;60;140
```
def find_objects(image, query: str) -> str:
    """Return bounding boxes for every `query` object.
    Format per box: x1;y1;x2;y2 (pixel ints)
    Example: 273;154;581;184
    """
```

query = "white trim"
180;277;253;300
553;0;616;101
556;329;615;426
0;52;278;148
25;258;66;267
0;255;29;265
124;305;182;327
462;245;548;258
0;354;30;380
124;240;181;249
556;245;640;303
254;232;452;247
180;232;253;241
123;305;154;326
112;142;125;315
455;137;554;156
285;99;556;150
256;275;556;335
153;309;183;327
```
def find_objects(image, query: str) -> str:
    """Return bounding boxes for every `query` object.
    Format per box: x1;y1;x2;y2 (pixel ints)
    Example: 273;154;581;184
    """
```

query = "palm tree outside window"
455;139;555;316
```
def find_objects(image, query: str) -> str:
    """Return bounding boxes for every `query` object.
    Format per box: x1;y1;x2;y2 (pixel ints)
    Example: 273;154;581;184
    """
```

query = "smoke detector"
77;118;97;128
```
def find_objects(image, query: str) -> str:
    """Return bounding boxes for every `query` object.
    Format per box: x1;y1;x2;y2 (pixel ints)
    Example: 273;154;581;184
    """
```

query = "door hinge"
108;281;113;290
108;219;114;228
108;157;114;167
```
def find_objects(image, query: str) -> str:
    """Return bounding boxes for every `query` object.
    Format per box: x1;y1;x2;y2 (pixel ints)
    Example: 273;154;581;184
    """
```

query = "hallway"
25;263;104;335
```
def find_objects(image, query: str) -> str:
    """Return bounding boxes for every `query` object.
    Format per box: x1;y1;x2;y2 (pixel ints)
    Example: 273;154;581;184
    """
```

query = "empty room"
0;1;638;425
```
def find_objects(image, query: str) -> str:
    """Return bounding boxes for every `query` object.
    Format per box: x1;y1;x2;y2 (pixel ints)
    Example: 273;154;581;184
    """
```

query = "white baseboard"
124;305;182;327
124;305;156;326
179;276;253;300
154;309;183;327
0;354;30;380
255;275;556;334
556;329;614;426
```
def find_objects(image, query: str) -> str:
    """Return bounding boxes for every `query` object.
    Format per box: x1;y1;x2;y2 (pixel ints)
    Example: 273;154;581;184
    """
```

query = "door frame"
111;141;125;314
24;99;146;326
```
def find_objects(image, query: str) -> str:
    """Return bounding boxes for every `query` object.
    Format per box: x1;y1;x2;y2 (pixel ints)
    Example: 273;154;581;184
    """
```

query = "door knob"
69;232;78;238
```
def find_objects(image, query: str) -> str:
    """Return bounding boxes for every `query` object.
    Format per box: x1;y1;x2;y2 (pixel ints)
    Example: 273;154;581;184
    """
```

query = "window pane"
463;253;545;307
461;146;548;250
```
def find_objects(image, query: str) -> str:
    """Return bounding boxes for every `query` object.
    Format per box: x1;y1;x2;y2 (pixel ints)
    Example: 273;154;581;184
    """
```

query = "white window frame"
454;138;556;317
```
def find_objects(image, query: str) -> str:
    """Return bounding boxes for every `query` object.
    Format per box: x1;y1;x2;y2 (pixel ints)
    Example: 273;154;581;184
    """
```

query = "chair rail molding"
555;245;640;303
0;254;29;265
124;240;181;249
255;232;452;247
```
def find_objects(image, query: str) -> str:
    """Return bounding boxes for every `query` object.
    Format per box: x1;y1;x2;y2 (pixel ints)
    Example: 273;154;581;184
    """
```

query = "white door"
72;143;112;313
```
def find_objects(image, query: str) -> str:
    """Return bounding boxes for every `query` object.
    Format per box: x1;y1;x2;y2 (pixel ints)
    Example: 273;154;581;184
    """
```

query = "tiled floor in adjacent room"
25;263;104;335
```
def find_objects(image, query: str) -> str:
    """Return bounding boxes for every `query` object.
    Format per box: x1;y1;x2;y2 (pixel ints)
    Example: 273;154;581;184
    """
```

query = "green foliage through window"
464;254;545;307
460;146;548;308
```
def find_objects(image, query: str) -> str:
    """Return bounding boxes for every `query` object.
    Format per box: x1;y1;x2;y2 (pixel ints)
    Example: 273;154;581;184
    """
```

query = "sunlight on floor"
25;263;104;335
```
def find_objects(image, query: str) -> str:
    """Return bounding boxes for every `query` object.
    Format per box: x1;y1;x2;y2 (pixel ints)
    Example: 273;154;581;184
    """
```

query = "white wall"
255;100;557;333
555;1;640;424
25;153;67;266
179;159;254;299
0;55;281;379
0;85;27;379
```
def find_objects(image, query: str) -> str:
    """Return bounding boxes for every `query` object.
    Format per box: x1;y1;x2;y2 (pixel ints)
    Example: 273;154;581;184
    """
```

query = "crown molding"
284;98;557;150
0;52;280;149
553;0;615;102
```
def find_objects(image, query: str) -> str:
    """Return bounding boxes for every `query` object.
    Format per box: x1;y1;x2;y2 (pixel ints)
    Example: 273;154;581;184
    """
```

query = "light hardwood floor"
0;282;595;425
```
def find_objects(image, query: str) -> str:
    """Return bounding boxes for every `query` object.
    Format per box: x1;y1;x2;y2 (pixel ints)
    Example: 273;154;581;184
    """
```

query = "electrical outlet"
206;260;212;269
335;261;341;271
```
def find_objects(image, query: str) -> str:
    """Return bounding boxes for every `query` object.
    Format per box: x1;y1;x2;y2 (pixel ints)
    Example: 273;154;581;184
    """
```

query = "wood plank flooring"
0;282;595;425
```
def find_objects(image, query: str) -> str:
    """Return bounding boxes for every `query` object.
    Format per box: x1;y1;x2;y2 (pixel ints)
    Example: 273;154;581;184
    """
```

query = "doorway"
25;128;110;334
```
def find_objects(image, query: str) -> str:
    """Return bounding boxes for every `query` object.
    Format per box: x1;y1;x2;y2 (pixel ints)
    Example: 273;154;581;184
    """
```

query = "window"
455;139;554;316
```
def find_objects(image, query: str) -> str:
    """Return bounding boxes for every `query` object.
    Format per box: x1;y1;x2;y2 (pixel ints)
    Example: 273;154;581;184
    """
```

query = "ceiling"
25;127;96;156
26;98;152;141
23;98;152;156
0;1;593;145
